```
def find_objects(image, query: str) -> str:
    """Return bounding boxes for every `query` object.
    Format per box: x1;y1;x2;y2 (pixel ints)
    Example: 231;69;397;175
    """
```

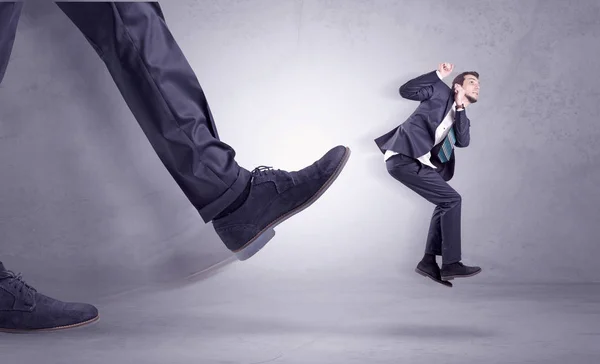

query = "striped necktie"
437;126;456;163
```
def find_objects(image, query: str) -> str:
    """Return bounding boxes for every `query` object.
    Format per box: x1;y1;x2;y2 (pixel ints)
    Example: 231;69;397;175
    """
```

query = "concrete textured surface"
2;265;600;364
1;0;599;362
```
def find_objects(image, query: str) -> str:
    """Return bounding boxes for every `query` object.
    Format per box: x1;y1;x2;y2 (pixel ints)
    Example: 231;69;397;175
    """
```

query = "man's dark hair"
452;71;479;89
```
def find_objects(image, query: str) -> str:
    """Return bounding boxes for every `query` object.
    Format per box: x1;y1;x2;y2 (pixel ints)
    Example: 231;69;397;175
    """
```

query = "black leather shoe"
213;145;351;261
441;262;482;280
0;268;99;332
415;261;453;287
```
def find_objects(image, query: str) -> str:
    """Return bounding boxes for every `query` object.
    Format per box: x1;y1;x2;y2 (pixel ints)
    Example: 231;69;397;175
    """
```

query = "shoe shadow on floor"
20;310;499;342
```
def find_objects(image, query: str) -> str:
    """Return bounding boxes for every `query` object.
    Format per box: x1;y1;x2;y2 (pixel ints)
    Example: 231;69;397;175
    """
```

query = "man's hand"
454;84;466;105
438;63;454;78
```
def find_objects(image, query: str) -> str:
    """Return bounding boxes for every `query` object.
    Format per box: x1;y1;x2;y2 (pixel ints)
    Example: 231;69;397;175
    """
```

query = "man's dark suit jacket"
374;70;472;182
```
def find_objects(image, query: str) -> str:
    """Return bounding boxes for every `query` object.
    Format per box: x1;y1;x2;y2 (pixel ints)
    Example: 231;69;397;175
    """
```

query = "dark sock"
422;253;436;263
214;179;252;220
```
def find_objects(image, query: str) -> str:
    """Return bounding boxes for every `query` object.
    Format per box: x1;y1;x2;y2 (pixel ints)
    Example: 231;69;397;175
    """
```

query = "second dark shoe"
415;261;453;287
213;145;351;261
440;262;482;280
0;267;99;332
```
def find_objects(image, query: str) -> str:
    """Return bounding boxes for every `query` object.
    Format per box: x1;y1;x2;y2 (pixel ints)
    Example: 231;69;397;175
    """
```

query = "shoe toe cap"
318;145;348;173
65;302;99;322
36;294;99;327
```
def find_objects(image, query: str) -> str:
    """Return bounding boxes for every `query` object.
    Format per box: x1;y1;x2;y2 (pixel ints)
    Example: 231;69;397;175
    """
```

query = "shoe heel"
234;228;276;261
414;267;427;277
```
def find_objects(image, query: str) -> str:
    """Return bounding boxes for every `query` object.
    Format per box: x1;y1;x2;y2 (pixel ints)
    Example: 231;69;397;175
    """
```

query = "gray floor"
1;263;599;363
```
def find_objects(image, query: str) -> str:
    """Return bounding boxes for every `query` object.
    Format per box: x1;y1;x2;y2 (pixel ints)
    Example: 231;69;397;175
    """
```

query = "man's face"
462;75;480;103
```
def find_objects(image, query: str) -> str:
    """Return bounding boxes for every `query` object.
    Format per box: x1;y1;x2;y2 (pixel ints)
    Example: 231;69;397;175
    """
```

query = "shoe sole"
415;267;453;287
0;314;99;333
233;146;351;261
441;268;482;281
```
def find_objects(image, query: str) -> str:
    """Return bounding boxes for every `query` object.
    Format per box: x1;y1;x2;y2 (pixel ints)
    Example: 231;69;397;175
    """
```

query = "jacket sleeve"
399;70;446;101
454;109;471;148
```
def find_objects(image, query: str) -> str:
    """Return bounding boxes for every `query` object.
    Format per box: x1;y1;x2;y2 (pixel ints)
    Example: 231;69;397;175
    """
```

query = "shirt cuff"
436;70;443;79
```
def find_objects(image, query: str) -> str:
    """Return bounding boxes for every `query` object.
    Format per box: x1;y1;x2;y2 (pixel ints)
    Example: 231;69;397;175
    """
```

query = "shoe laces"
0;270;37;296
251;165;279;176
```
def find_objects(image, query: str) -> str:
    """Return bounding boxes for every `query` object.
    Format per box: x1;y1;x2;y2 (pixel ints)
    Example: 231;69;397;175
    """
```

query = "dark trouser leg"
0;2;22;84
386;155;462;264
55;2;251;222
425;206;443;256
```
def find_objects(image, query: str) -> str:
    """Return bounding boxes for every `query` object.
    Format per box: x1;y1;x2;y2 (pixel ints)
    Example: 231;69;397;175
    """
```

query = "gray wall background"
0;0;598;301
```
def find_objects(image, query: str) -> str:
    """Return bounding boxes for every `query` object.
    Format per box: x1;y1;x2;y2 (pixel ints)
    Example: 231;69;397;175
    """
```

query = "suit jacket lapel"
430;93;455;130
443;94;454;121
